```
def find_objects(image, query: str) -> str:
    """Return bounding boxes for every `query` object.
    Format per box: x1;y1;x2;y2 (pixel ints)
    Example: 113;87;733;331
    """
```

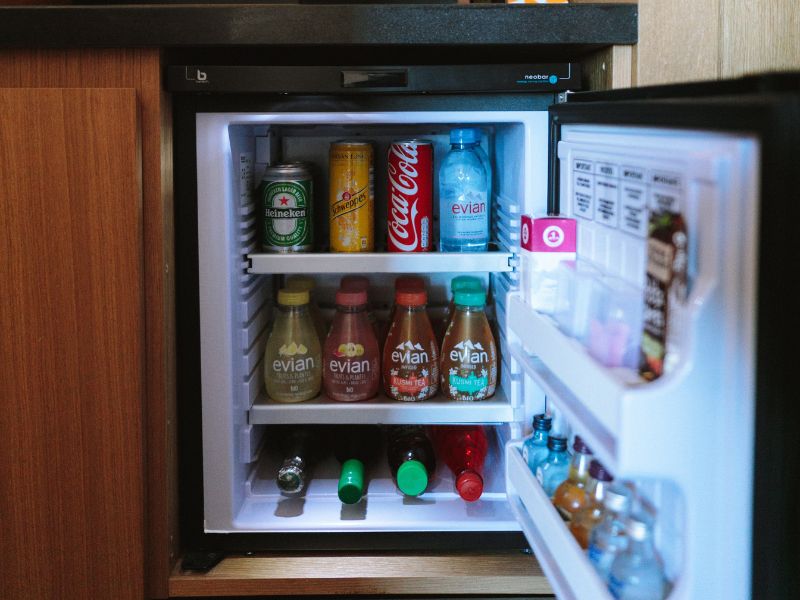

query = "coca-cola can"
387;139;433;252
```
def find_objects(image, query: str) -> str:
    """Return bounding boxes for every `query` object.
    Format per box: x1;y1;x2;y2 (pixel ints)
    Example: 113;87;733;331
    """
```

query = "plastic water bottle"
439;128;490;252
587;484;633;580
608;512;667;599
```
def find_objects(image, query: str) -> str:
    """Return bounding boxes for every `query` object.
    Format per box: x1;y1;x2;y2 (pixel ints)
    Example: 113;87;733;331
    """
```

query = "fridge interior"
196;110;548;535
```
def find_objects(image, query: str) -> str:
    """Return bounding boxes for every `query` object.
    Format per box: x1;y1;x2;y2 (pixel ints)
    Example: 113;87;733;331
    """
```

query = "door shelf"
249;388;515;425
247;250;514;275
505;441;614;600
507;294;698;479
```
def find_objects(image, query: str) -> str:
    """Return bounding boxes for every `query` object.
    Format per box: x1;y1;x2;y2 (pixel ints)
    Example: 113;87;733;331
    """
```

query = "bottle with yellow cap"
285;275;328;345
264;288;322;403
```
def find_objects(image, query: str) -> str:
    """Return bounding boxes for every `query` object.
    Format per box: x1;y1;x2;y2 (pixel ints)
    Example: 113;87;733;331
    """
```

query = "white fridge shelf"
506;294;704;480
505;441;614;600
249;388;515;425
247;250;514;274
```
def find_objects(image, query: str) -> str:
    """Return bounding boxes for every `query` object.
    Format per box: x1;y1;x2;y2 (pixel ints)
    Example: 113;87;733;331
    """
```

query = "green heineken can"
259;163;314;252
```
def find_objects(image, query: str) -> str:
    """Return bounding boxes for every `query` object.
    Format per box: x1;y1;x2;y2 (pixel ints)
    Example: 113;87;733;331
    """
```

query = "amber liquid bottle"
569;460;614;548
552;435;594;520
383;288;439;402
440;289;497;401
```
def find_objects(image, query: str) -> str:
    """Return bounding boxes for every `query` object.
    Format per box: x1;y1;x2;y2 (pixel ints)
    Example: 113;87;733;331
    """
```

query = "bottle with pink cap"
322;288;380;402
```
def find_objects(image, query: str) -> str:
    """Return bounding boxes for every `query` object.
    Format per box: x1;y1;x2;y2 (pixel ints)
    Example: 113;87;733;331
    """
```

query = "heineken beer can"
259;163;314;252
329;141;374;252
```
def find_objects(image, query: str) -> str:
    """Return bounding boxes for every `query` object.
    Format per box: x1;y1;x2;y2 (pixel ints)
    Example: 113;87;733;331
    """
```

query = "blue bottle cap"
450;128;481;145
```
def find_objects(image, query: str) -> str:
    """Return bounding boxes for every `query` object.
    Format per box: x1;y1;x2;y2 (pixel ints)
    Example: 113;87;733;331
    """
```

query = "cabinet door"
0;88;144;599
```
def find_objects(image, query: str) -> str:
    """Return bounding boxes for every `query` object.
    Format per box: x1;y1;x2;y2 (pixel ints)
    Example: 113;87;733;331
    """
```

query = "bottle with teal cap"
386;425;436;497
439;275;484;344
332;424;382;504
440;288;498;401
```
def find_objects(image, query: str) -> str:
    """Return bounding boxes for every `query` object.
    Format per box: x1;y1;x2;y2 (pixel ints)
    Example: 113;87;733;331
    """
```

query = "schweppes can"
329;141;374;252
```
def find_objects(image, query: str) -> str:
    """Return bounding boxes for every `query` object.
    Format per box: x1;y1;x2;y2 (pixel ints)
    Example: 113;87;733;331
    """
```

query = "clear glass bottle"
522;413;552;474
535;434;570;497
608;513;667;600
587;483;634;581
569;460;614;548
263;289;322;403
552;436;594;520
438;127;490;252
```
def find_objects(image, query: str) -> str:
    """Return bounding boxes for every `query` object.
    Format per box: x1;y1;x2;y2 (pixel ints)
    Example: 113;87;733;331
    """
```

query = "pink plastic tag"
521;216;577;253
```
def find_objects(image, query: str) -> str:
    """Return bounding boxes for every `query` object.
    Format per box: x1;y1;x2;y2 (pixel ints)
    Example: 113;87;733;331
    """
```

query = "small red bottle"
430;425;489;502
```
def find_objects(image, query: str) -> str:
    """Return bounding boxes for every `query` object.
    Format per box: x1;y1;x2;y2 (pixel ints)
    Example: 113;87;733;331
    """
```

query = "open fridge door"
502;79;800;600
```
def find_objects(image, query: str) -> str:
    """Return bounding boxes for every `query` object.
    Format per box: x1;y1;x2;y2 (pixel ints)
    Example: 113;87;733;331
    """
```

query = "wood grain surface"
169;552;551;597
0;87;144;599
721;0;800;78
582;44;635;91
0;49;176;600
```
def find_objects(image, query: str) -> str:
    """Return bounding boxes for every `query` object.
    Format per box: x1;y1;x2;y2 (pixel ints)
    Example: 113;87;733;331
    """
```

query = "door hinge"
557;90;575;104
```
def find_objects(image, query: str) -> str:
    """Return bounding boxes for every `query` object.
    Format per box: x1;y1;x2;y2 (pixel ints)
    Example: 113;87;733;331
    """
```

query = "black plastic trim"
0;4;637;49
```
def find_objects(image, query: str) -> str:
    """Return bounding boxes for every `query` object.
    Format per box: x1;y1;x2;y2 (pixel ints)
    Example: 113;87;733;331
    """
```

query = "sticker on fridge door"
239;152;254;207
594;166;620;228
648;169;683;213
621;182;648;237
572;158;594;219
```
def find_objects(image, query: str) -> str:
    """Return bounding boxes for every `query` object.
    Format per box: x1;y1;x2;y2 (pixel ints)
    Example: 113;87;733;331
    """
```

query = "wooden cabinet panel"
0;88;144;600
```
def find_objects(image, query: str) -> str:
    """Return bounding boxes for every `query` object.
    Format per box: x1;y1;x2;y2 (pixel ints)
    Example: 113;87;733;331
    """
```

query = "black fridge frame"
173;91;554;556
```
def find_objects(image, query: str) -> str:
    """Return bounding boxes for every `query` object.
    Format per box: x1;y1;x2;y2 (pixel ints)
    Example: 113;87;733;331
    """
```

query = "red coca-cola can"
387;139;433;252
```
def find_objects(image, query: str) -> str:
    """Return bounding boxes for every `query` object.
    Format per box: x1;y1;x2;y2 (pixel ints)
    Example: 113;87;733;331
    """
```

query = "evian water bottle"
439;128;490;252
387;139;433;252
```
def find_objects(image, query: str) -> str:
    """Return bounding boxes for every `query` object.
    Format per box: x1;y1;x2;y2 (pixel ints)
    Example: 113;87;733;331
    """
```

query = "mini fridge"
168;65;798;599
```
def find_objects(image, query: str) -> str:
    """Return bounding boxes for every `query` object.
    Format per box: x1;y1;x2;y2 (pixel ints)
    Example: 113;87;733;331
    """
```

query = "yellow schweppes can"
329;141;374;252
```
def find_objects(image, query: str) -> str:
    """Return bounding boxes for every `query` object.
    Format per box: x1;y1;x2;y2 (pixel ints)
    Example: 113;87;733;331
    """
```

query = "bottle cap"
397;459;428;496
451;275;483;294
277;464;304;494
547;435;568;452
573;435;593;454
396;290;427;307
285;275;315;293
532;413;552;431
603;484;633;514
456;470;484;502
450;127;481;145
277;289;310;306
338;458;365;505
340;275;369;292
336;289;368;307
625;512;653;541
589;459;613;482
395;276;425;292
454;290;486;307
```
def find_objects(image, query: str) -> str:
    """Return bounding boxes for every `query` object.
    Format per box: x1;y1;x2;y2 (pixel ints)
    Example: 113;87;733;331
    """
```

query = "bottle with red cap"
383;275;426;348
322;288;380;402
430;425;488;502
340;275;379;341
383;286;439;402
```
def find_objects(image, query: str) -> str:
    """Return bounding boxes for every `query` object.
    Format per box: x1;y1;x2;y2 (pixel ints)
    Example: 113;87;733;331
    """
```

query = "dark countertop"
0;4;637;51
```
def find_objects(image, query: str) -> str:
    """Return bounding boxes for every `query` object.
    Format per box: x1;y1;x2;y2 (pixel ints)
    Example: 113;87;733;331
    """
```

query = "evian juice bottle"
383;288;439;402
263;289;322;403
323;289;380;402
440;289;497;401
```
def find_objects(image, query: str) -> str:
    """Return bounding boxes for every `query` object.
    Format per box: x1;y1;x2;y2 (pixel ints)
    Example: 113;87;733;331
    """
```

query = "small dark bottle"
332;425;383;504
276;426;323;495
386;425;437;497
